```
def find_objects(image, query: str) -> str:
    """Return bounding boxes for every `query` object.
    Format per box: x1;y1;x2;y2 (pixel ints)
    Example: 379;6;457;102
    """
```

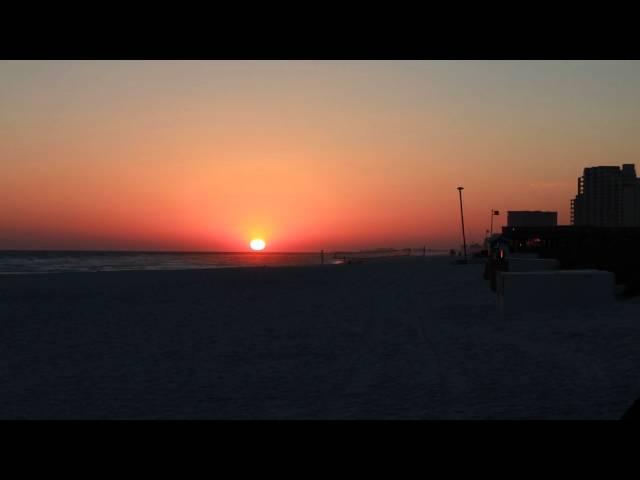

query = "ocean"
0;250;448;274
0;251;332;274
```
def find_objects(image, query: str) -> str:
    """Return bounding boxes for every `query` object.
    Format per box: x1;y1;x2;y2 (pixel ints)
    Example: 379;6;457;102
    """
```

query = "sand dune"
2;256;640;419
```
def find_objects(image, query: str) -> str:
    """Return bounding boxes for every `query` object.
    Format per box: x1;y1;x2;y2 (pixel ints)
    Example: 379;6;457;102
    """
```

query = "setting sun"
250;238;266;251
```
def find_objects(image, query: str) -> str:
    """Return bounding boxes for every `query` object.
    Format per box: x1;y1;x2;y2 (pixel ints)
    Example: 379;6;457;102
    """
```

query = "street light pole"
457;187;467;260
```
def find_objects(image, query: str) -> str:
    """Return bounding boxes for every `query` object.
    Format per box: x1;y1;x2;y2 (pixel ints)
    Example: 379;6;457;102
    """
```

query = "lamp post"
457;187;467;260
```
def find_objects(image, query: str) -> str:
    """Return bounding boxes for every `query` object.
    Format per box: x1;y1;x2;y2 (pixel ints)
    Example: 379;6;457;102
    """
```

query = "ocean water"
0;250;448;274
0;251;334;274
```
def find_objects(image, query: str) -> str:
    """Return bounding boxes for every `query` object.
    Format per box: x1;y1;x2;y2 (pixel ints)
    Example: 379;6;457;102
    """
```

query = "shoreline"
0;253;448;276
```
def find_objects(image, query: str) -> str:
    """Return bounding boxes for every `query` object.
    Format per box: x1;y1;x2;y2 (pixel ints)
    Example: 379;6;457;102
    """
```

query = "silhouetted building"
507;211;557;227
571;164;640;227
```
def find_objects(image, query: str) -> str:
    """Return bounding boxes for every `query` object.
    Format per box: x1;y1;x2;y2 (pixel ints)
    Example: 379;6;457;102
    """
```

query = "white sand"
2;256;639;419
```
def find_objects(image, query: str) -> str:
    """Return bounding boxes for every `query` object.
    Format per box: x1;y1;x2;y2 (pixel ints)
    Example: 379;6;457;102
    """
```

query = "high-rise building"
571;164;640;227
507;211;557;227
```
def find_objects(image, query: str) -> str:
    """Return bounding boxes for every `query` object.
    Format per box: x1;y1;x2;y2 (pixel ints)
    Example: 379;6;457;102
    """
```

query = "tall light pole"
457;187;467;260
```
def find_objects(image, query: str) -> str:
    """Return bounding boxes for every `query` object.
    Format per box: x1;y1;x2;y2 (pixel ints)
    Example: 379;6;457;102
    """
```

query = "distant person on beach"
497;241;510;260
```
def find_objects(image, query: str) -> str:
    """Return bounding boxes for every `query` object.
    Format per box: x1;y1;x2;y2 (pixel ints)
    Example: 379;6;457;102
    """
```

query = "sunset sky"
3;60;640;251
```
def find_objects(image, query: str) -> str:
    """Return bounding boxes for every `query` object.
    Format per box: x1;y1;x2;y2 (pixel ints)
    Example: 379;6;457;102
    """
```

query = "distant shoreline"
0;250;448;275
0;250;330;255
0;249;450;255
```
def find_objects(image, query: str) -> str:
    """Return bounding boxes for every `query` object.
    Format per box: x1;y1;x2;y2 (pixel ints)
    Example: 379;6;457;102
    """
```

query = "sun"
250;238;266;251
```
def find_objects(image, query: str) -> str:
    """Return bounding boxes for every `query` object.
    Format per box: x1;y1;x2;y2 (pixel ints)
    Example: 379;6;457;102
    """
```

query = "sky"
2;60;640;252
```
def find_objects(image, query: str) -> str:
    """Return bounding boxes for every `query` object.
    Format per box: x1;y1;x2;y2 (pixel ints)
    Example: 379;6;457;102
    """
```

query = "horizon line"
0;248;452;254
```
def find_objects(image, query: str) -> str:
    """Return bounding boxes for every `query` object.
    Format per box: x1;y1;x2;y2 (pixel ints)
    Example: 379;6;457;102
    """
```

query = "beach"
2;256;640;419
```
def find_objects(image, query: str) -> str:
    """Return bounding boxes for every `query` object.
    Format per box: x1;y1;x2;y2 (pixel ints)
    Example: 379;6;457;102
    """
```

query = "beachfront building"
571;164;640;227
507;211;557;227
